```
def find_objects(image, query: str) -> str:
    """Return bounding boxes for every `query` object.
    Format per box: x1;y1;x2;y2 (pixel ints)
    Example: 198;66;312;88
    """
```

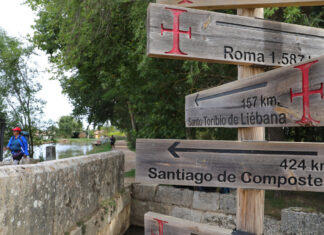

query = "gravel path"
115;140;136;172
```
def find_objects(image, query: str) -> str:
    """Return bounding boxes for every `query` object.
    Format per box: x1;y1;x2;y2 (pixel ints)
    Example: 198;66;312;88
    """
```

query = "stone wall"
131;184;281;235
0;151;125;235
69;185;131;235
132;184;324;234
131;184;237;229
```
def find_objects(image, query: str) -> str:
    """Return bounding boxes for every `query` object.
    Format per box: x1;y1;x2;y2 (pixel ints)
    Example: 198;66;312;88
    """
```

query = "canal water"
3;141;94;160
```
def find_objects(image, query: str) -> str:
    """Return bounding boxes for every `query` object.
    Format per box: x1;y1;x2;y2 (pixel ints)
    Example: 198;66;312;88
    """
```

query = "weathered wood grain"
147;4;324;66
136;139;324;192
145;212;233;235
156;0;324;10
186;55;324;128
236;8;265;234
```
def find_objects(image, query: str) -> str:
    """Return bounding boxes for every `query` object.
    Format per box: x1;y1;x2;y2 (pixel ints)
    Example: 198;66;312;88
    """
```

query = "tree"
26;0;237;147
58;116;83;138
0;29;45;157
27;0;324;147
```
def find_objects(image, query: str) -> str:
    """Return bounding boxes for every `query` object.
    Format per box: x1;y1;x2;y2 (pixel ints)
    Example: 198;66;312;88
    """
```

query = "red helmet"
12;127;22;132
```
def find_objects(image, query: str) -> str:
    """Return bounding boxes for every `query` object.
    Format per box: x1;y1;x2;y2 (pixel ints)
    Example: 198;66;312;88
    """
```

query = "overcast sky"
0;0;73;123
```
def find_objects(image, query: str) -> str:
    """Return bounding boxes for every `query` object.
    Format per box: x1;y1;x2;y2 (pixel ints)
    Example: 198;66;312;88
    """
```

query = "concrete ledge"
0;151;124;235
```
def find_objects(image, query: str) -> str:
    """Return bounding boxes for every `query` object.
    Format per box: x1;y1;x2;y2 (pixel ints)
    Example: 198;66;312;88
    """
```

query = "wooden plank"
147;3;324;67
236;8;265;235
186;55;324;128
156;0;324;10
145;212;233;235
136;139;324;192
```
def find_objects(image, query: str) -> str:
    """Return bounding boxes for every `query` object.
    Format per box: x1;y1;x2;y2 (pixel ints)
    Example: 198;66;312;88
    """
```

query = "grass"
88;143;112;155
125;169;135;178
265;191;324;219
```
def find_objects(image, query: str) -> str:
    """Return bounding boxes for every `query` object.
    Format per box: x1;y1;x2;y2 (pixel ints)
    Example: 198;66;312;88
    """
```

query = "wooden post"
236;8;265;235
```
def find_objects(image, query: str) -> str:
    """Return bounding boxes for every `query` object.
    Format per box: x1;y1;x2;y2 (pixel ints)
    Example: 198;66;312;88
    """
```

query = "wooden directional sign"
136;139;324;192
186;56;324;128
147;3;324;67
145;212;232;235
156;0;324;10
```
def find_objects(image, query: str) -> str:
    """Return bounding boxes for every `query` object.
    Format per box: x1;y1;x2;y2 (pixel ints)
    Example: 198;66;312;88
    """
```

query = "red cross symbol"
178;0;193;4
161;8;191;55
290;60;323;125
151;218;168;235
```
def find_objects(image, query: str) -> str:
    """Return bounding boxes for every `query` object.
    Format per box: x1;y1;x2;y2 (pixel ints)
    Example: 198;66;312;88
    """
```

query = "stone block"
131;199;172;226
171;207;203;223
281;207;324;234
201;212;236;230
264;216;281;235
132;183;158;201
192;191;220;211
155;186;194;207
219;193;236;214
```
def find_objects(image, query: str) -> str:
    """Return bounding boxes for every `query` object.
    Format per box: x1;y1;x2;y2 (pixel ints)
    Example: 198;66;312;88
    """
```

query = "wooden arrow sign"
147;3;324;67
145;212;233;235
136;139;324;192
156;0;324;10
186;56;324;128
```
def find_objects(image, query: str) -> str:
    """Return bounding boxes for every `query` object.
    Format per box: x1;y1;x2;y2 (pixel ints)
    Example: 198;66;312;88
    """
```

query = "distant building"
94;130;105;139
79;132;87;138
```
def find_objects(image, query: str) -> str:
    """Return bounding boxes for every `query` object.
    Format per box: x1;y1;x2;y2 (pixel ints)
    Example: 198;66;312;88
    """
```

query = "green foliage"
26;1;324;145
0;29;45;157
26;0;237;145
58;115;83;138
265;191;324;219
264;6;324;27
264;6;324;141
124;169;135;178
100;198;117;214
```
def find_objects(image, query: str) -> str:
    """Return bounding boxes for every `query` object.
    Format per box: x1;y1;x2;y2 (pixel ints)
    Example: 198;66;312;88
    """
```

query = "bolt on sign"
145;212;232;235
147;4;324;67
136;139;324;192
156;0;324;10
186;55;324;128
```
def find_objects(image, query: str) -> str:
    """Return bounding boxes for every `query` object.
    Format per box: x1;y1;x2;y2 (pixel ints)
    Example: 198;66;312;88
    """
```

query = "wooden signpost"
136;139;324;192
147;3;324;67
186;55;324;128
156;0;324;10
142;1;324;235
145;212;232;235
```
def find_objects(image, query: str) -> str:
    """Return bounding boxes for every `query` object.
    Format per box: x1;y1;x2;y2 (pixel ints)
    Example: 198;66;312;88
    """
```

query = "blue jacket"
7;135;29;156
